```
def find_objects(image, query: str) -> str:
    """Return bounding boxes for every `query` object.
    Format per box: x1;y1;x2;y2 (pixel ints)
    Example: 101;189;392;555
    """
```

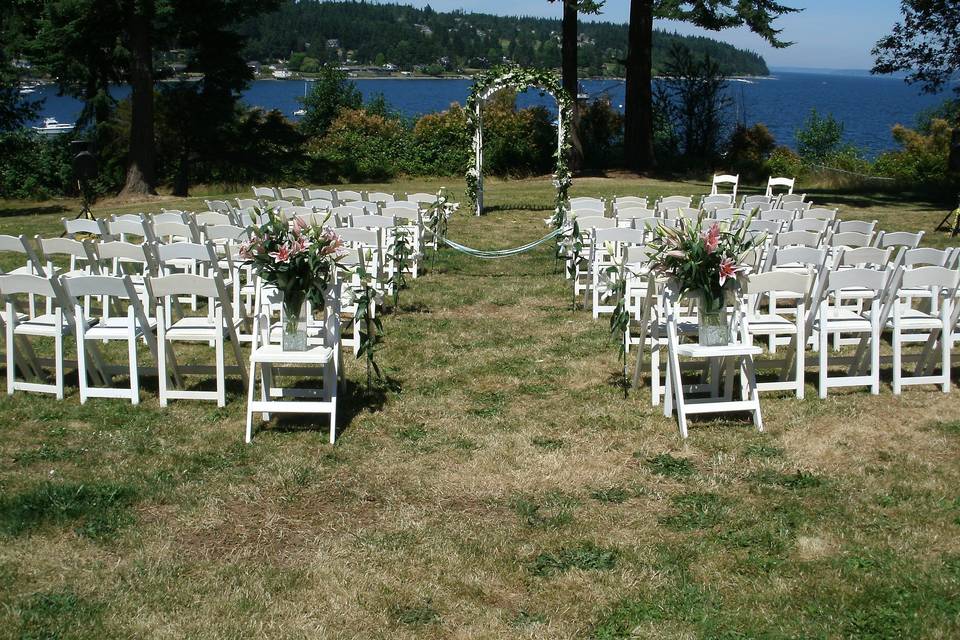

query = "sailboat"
293;81;308;117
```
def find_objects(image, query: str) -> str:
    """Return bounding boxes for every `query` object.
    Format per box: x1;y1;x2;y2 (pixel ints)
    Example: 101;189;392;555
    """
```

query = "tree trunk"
623;0;655;172
562;0;584;172
120;0;157;197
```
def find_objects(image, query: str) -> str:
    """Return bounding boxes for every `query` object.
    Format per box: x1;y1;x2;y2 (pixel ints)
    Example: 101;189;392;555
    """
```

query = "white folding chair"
876;231;924;250
0;274;81;399
888;266;958;394
151;273;247;407
63;217;109;240
612;196;648;212
365;191;396;204
63;274;161;405
656;196;693;216
710;174;739;200
662;284;763;438
337;189;364;203
835;219;877;235
252;186;277;200
765;176;795;197
278;187;305;202
742;270;812;399
589;228;646;317
803;207;838;222
814;268;888;398
614;207;657;228
245;283;341;444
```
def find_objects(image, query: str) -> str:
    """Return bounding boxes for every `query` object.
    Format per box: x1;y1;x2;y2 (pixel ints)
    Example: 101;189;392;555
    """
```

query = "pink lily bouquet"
240;210;346;333
646;211;763;311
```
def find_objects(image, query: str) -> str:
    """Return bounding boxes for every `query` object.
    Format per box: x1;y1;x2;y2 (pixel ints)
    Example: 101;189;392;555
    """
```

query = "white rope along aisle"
441;227;564;259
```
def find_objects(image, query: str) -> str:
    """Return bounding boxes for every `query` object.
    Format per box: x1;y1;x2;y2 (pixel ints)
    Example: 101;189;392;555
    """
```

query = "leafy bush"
410;104;471;175
312;108;408;182
795;109;846;163
299;65;363;140
481;90;555;177
0;131;74;199
765;146;805;180
579;96;624;173
726;123;776;181
873;118;952;186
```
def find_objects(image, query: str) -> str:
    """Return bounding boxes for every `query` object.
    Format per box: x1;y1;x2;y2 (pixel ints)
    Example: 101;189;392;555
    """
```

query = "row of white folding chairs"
249;187;440;208
625;245;960;406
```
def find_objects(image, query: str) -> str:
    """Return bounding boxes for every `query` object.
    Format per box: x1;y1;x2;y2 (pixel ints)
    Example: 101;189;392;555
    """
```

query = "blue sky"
359;1;904;70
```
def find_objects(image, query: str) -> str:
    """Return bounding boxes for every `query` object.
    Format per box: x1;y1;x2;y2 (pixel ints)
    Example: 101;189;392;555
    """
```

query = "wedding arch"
465;64;573;224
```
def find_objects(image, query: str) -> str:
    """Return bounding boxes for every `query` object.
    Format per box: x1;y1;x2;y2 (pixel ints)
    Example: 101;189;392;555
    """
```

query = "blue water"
24;71;950;157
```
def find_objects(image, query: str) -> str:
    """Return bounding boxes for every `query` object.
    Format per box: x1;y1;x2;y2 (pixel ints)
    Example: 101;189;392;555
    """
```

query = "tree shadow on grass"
0;204;71;218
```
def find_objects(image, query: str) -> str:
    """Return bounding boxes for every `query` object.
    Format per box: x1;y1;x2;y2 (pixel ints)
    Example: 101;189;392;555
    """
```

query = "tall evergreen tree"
18;0;278;196
549;0;604;171
622;1;797;172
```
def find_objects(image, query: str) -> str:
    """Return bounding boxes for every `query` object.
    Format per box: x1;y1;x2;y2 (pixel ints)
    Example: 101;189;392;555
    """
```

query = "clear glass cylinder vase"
281;292;308;351
698;291;730;346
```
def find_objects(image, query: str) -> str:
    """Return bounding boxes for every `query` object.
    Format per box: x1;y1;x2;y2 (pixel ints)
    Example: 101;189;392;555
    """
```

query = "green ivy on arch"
465;64;573;226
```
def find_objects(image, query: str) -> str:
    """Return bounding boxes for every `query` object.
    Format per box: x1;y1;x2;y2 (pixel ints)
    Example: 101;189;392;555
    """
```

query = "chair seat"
745;313;798;334
887;309;943;331
250;343;334;365
165;316;232;340
85;316;157;340
814;308;874;332
1;310;27;324
15;313;93;336
675;343;763;358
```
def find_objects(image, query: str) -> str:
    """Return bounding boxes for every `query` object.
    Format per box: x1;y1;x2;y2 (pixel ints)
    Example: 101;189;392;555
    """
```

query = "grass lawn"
1;176;959;638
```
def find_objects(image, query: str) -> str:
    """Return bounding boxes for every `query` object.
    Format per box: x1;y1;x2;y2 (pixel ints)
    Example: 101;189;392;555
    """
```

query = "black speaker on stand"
70;139;98;221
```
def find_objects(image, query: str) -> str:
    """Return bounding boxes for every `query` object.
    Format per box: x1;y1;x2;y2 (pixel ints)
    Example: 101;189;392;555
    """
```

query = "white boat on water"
32;117;75;135
293;109;307;117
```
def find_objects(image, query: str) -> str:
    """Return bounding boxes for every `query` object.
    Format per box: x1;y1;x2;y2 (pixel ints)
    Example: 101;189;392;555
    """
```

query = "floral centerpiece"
240;210;345;350
646;212;763;345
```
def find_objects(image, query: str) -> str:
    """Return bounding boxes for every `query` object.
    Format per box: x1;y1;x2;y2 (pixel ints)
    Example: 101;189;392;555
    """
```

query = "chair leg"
77;333;89;405
158;325;168;408
870;323;880;395
892;327;902;396
245;361;257;443
54;333;64;400
129;335;139;405
795;330;805;400
215;334;226;408
744;355;763;432
819;322;828;399
6;319;15;396
941;326;951;393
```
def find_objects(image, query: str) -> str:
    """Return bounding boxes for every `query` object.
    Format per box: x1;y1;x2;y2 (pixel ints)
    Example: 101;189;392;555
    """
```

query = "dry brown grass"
0;177;959;638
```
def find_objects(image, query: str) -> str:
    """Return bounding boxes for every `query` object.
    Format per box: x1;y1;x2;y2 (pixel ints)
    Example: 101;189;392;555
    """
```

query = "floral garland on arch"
464;63;573;225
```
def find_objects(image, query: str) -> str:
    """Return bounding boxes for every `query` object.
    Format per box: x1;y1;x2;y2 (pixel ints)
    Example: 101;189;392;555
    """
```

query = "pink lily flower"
703;223;721;254
269;244;292;264
718;257;744;286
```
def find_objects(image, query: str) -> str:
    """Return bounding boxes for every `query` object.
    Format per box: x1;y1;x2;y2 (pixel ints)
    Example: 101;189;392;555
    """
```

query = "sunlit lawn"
0;175;959;638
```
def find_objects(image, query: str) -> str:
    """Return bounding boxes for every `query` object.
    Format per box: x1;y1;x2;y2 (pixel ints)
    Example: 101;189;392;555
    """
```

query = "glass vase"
281;292;308;351
698;291;730;347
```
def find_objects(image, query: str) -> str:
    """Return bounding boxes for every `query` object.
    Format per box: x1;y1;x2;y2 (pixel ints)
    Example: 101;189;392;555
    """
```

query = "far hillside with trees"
237;1;770;78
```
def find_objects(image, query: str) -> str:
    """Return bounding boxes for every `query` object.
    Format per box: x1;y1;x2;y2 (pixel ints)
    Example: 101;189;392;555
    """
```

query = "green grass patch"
644;453;695;479
660;492;730;531
390;599;440;626
510;491;577;529
590;486;630;504
530;542;618;577
744;442;785;459
17;590;107;640
0;481;138;540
